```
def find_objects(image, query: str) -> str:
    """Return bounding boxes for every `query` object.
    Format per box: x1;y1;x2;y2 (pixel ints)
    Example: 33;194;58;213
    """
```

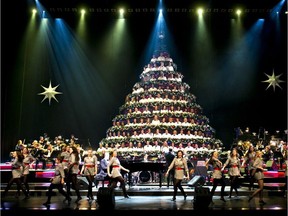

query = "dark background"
1;0;287;162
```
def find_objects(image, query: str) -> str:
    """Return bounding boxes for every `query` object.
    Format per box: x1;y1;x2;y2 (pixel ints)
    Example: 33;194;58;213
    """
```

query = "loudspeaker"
77;176;89;190
97;187;115;209
195;166;208;176
193;186;212;209
187;175;205;187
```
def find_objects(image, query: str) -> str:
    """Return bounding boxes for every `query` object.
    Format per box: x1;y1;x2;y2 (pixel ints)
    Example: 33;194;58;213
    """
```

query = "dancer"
107;149;130;198
222;148;241;198
80;147;98;200
248;150;266;205
206;150;226;202
66;146;82;203
43;155;71;206
282;147;287;197
18;147;36;197
165;150;189;201
2;151;29;199
61;144;71;192
242;145;256;190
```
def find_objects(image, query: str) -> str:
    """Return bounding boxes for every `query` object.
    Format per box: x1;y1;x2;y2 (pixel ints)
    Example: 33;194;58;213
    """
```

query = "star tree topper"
262;70;285;91
38;81;62;105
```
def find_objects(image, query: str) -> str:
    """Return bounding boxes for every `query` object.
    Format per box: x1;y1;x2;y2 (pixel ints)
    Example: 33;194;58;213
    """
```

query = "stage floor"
1;185;287;216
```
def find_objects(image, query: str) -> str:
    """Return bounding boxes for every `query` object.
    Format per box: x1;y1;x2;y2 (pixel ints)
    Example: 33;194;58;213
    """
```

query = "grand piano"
120;160;166;188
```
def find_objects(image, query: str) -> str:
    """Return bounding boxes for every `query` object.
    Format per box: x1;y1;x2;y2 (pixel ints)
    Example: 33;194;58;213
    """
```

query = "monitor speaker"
97;187;115;209
187;175;205;187
193;186;212;209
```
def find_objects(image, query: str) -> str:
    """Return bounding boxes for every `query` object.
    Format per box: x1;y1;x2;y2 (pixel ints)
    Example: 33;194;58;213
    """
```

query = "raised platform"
1;163;285;192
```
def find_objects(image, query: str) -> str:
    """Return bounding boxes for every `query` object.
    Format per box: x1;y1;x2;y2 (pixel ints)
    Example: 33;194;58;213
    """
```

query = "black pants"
66;173;81;198
46;183;69;202
3;177;28;197
109;176;128;197
167;170;174;187
229;176;239;196
85;175;95;198
173;178;186;198
210;178;226;198
17;174;30;194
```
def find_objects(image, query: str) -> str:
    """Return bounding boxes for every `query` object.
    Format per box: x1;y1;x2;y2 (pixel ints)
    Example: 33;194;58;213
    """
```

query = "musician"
43;143;56;168
165;150;189;201
262;145;273;162
80;147;98;200
221;148;241;198
33;142;47;170
205;150;226;202
2;151;29;199
107;150;130;198
95;150;110;187
248;150;266;205
15;139;24;152
165;148;175;188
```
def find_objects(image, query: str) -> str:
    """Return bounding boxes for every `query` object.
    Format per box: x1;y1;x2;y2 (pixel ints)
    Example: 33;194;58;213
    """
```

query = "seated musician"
33;141;47;170
95;150;110;187
43;143;56;168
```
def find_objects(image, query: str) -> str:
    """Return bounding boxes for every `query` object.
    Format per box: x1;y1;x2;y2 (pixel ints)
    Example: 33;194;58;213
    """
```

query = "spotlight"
119;8;124;15
119;8;125;18
81;9;86;15
32;8;37;14
197;8;203;16
236;9;242;16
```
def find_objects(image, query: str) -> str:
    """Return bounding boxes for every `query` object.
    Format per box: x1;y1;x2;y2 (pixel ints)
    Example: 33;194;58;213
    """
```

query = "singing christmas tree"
100;32;223;155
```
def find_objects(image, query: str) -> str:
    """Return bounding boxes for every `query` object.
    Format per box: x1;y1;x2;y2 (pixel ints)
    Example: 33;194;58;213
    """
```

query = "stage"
1;185;287;216
1;163;287;216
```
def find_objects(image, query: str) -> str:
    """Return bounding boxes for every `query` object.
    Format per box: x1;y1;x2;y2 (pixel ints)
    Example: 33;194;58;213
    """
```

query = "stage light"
119;8;124;15
236;9;242;16
197;8;204;16
32;8;37;14
81;9;86;15
119;8;125;19
159;9;163;14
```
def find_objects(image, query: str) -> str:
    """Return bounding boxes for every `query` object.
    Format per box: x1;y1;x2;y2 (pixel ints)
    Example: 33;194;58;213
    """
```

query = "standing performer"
66;146;82;203
80;147;98;200
206;151;226;202
165;148;175;188
18;147;36;197
165;150;189;201
242;145;256;190
2;151;29;199
107;150;130;198
221;148;241;198
61;144;71;193
248;150;266;205
43;155;71;206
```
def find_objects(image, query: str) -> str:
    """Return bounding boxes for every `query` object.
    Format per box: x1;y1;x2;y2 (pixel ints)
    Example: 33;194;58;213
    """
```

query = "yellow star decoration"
262;70;285;91
38;81;62;105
